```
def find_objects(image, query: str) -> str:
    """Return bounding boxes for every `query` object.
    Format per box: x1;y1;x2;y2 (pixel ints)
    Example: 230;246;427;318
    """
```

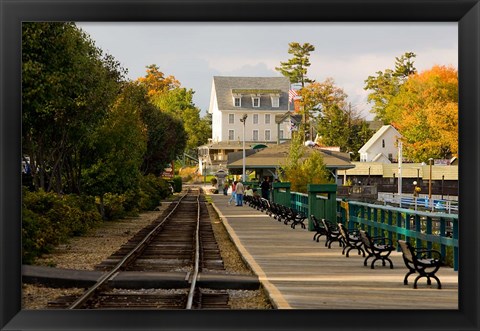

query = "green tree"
137;65;210;155
151;87;206;153
347;119;373;161
133;81;187;175
298;78;348;140
298;78;372;159
280;133;332;193
275;42;315;87
22;22;125;193
141;107;188;176
394;52;417;78
301;78;348;113
81;83;147;218
317;103;372;160
364;52;417;123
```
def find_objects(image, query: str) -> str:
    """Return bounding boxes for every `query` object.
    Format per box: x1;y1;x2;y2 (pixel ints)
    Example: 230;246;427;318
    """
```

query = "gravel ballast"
22;197;272;309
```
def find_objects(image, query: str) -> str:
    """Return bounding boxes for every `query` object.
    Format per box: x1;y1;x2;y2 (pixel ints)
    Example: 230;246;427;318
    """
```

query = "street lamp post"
240;114;248;182
428;158;434;200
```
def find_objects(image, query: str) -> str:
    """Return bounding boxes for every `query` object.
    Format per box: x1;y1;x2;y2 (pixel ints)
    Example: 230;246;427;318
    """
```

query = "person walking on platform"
260;177;271;200
228;181;237;205
235;180;245;206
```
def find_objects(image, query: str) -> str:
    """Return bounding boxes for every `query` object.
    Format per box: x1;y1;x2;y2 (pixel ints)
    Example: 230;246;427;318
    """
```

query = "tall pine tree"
275;42;315;87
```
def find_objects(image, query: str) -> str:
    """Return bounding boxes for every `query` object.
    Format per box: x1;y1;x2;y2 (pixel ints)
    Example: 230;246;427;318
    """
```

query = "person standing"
413;181;421;197
228;181;237;205
260;177;270;200
245;185;254;197
235;180;245;206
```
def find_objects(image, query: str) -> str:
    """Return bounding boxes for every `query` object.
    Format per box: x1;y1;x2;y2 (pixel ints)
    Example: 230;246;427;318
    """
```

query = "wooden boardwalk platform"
209;194;458;309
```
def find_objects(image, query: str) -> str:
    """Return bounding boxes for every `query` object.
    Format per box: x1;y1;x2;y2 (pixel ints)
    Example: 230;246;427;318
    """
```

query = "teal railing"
291;192;309;217
338;199;459;271
273;182;458;271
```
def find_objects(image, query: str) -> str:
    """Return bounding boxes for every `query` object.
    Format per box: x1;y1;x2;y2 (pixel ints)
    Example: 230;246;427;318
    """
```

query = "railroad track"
48;188;231;309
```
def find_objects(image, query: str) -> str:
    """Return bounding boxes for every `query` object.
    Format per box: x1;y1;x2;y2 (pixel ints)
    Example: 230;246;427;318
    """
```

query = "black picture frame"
1;0;479;330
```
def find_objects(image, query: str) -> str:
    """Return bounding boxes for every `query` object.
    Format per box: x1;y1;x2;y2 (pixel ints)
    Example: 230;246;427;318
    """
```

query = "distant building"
208;76;296;143
358;125;402;163
200;76;301;173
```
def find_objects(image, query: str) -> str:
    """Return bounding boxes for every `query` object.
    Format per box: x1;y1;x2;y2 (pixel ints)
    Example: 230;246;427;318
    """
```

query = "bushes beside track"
22;175;173;264
22;188;102;264
172;176;182;193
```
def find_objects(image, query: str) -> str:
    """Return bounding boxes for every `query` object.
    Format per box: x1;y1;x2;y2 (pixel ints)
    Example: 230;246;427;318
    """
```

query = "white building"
358;125;403;163
208;76;296;143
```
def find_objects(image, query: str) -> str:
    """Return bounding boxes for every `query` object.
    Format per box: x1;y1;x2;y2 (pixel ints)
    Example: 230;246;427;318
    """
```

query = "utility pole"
240;114;248;182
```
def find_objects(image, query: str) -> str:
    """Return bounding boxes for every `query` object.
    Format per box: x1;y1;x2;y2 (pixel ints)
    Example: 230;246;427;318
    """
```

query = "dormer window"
233;96;241;107
271;96;279;108
252;96;260;108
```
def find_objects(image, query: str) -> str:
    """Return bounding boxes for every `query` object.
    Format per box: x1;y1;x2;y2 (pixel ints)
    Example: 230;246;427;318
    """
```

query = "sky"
77;22;458;120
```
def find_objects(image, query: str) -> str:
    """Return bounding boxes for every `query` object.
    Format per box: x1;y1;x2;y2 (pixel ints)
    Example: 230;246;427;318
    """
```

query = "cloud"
77;22;457;118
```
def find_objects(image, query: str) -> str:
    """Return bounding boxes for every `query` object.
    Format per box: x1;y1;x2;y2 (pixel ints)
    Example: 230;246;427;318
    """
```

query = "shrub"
172;176;182;193
121;189;142;216
22;188;101;263
138;174;171;210
22;209;58;264
101;193;127;221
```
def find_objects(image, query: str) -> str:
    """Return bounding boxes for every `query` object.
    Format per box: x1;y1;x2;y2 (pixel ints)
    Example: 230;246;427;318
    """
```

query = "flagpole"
287;84;290;141
287;83;290;113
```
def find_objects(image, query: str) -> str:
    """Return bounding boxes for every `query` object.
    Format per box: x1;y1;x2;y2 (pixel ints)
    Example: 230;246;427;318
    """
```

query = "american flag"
290;119;297;132
288;89;298;103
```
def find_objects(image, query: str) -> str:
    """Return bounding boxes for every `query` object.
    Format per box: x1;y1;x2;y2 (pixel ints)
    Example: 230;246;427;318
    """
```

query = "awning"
251;144;268;150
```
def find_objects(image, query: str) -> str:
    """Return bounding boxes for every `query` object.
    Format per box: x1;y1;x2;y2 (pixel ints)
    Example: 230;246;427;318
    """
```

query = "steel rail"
185;189;201;309
68;190;191;309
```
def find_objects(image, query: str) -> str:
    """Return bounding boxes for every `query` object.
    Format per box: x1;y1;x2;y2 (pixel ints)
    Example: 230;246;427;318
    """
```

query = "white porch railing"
379;193;458;214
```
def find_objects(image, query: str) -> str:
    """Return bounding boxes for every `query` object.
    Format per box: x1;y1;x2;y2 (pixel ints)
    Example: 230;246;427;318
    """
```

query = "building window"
265;114;270;124
253;130;259;141
388;153;393;161
382;139;385;148
271;96;279;108
265;130;271;141
253;114;259;124
228;114;234;124
233;97;241;107
279;130;284;139
252;97;260;107
228;130;235;141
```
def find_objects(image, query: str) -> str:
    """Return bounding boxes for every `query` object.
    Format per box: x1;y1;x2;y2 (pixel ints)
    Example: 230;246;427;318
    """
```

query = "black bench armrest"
414;248;442;261
371;236;394;246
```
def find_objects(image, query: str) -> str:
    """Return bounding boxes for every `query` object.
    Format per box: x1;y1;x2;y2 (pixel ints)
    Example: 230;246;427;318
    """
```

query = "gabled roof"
227;142;354;170
358;125;402;153
274;111;302;124
198;141;279;150
212;76;290;111
371;153;391;163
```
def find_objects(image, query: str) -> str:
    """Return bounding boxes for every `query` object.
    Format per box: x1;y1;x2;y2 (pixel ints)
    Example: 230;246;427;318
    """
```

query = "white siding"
359;126;402;162
208;77;292;143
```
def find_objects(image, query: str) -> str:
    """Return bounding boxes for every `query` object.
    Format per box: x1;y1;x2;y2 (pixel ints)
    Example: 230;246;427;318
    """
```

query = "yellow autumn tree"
136;64;180;98
388;65;458;162
136;64;211;154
